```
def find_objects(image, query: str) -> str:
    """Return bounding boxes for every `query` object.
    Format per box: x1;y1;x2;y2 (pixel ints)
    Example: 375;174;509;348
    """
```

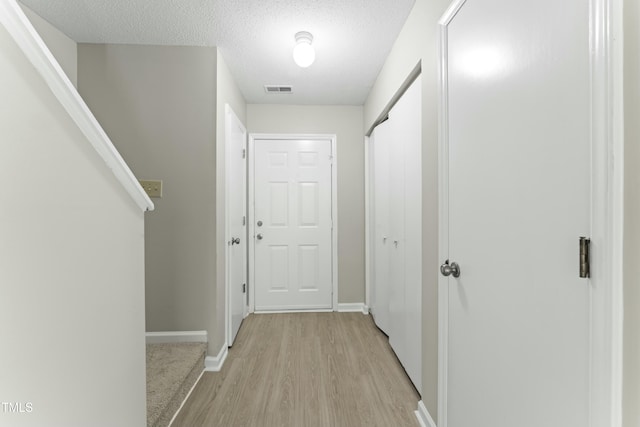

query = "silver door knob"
440;260;461;278
231;237;240;245
256;233;263;240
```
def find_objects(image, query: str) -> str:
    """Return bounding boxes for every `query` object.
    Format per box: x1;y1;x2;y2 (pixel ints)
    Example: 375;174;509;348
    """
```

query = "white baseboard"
204;343;228;372
253;309;333;314
145;330;207;344
337;303;369;314
415;400;437;427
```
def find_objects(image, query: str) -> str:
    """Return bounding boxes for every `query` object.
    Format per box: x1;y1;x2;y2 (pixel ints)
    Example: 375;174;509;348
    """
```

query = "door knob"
231;237;240;245
440;260;461;278
256;233;263;240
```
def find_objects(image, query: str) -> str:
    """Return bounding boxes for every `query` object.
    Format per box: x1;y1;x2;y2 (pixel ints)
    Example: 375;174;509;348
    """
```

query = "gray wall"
247;104;365;304
1;23;146;426
77;45;218;351
364;0;452;419
20;2;77;87
624;0;640;424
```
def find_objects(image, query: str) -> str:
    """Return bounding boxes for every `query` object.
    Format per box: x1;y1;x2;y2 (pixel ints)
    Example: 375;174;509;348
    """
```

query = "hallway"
172;313;420;426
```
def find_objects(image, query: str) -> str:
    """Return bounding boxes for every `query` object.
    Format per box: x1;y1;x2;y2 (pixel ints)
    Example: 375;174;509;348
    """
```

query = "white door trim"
587;0;624;425
436;5;462;425
364;136;371;311
248;133;338;313
224;104;248;346
436;0;624;426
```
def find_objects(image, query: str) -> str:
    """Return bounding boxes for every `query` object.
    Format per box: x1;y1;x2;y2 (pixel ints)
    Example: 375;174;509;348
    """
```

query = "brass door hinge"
579;237;590;278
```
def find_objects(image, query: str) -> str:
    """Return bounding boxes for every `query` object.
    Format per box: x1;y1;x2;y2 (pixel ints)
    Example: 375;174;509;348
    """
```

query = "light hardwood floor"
172;312;420;427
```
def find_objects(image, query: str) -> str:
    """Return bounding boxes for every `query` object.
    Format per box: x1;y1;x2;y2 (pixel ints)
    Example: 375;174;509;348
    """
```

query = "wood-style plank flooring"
172;312;420;427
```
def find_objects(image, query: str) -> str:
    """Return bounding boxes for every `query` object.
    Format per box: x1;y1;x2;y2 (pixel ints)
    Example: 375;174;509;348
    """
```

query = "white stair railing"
0;0;154;212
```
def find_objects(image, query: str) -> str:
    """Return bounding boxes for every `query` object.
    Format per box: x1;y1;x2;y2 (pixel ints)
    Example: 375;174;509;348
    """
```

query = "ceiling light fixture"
293;31;315;68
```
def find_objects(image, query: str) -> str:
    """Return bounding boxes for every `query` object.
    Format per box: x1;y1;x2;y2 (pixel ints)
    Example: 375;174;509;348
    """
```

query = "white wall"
247;104;365;304
215;51;247;350
0;24;146;427
363;0;452;419
19;2;77;87
624;0;640;425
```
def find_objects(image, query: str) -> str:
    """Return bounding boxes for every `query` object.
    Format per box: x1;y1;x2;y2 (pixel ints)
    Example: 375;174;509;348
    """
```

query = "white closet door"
371;119;392;335
388;113;406;367
369;77;422;393
396;77;422;393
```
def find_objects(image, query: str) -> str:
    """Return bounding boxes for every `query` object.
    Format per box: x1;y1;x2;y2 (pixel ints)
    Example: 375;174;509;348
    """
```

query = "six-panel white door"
253;139;333;310
440;0;591;425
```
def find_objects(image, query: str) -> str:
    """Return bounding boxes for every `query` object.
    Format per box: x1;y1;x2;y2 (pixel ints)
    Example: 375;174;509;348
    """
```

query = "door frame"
364;136;371;311
436;0;624;426
224;104;248;346
247;133;338;313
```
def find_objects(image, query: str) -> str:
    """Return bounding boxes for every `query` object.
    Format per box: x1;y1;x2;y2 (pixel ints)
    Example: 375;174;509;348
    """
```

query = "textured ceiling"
19;0;416;105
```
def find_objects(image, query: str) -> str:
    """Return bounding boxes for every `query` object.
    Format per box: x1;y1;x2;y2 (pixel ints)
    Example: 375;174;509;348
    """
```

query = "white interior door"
226;105;247;345
253;138;333;311
440;0;591;426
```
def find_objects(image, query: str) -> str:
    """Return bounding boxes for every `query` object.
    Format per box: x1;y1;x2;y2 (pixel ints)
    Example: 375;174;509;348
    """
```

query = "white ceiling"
19;0;416;105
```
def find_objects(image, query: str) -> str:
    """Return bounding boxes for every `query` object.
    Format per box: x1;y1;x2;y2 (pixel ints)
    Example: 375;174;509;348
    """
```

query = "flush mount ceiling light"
293;31;315;68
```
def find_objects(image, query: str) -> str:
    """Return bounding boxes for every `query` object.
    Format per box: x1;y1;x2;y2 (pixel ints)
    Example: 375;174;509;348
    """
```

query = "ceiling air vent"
264;85;293;94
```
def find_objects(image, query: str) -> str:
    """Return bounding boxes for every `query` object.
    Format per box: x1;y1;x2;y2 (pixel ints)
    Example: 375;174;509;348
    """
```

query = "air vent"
264;85;293;94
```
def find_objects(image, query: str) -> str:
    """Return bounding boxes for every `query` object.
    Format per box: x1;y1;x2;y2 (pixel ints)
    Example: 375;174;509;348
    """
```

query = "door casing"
436;0;624;425
248;133;339;313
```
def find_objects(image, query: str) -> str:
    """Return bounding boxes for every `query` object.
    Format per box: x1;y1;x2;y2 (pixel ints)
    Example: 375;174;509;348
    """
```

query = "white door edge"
435;0;624;425
224;104;247;346
248;133;338;313
364;136;371;311
224;104;231;346
436;3;459;425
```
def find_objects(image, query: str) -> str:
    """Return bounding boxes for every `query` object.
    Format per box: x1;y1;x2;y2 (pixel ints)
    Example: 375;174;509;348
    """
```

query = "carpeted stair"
146;342;207;427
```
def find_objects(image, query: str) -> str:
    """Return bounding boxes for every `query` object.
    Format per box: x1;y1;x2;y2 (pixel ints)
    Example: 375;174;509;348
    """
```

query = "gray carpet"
146;342;207;427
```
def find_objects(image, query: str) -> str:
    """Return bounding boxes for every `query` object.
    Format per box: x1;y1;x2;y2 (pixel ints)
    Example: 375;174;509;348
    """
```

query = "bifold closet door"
395;77;422;394
371;119;392;335
387;109;406;367
369;77;422;394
